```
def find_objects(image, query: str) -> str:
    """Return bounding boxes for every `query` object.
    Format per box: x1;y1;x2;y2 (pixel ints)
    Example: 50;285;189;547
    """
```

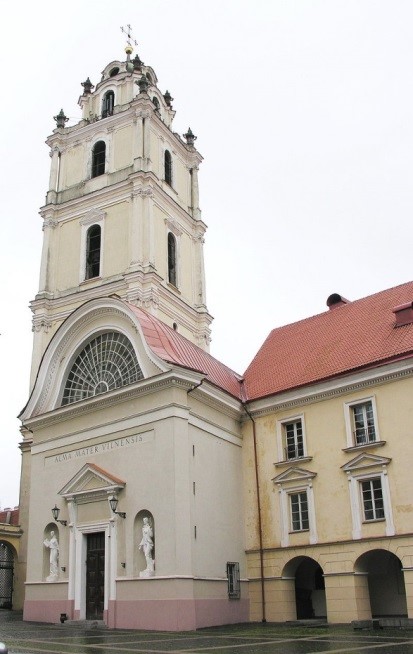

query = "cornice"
188;410;242;445
41;174;134;218
47;103;142;145
23;370;204;430
188;383;243;420
246;360;413;417
245;530;413;556
30;276;127;315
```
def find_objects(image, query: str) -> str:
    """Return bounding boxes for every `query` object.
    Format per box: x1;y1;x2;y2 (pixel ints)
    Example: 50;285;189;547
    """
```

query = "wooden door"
86;532;105;619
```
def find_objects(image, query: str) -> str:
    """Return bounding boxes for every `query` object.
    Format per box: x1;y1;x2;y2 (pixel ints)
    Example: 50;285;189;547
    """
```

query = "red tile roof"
243;281;413;401
127;304;244;399
0;508;19;526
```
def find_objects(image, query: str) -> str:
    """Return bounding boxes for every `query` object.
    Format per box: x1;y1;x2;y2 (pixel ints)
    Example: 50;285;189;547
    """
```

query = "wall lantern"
51;505;67;526
109;495;126;519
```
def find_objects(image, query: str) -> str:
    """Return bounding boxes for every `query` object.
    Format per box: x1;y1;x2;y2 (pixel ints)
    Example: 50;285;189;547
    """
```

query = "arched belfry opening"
91;140;106;177
85;224;101;279
102;90;114;117
164;149;172;185
167;232;177;286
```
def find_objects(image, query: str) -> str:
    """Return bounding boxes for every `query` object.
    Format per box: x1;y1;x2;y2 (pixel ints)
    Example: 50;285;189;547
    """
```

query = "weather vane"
121;25;138;49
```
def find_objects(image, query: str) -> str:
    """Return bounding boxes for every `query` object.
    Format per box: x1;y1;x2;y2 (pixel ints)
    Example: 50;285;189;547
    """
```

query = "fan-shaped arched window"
85;224;101;280
61;332;143;406
164;149;172;186
168;232;177;286
91;141;106;178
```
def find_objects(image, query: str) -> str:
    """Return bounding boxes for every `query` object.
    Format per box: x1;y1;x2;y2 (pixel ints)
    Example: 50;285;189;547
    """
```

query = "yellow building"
242;289;413;625
0;509;22;610
17;38;413;629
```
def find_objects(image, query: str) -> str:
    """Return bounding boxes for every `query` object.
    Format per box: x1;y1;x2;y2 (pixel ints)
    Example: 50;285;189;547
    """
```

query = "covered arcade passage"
355;549;407;618
283;556;326;620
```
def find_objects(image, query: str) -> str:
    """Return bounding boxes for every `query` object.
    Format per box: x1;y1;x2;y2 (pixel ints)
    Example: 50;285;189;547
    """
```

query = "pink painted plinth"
23;599;74;623
108;598;250;631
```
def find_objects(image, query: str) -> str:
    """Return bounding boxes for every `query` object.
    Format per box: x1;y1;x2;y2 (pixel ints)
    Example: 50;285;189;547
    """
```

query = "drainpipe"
243;402;266;622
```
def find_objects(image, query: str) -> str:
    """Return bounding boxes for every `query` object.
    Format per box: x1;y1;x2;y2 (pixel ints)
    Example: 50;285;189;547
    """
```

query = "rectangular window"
290;492;309;531
352;401;376;445
226;562;240;599
285;420;304;459
361;478;385;521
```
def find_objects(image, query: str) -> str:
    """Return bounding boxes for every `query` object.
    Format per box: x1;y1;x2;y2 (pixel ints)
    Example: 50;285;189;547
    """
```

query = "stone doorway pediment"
58;462;125;503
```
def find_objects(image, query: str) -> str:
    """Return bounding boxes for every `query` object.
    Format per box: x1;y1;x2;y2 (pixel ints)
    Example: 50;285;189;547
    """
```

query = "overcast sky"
1;0;412;508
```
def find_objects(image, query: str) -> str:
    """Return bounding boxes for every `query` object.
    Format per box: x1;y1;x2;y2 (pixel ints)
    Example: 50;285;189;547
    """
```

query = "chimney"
326;293;350;310
393;301;413;327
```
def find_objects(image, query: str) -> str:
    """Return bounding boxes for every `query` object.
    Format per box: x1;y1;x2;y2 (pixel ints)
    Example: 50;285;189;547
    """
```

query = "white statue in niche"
43;530;59;582
139;517;155;577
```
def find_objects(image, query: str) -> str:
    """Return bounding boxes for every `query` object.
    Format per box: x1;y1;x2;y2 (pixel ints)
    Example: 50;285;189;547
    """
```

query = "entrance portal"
86;532;105;619
0;543;14;609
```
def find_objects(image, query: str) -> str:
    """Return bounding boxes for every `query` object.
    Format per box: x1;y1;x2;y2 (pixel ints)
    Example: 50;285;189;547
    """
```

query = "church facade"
18;45;248;630
17;42;413;630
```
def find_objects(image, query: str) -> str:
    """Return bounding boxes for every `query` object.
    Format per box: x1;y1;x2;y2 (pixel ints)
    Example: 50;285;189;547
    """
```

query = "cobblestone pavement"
1;612;413;654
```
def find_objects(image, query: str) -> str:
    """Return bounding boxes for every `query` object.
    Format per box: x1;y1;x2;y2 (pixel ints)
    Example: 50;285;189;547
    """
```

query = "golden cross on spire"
120;24;138;48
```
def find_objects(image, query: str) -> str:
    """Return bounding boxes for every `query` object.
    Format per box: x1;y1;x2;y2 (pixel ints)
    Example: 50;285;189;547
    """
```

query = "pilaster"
402;567;413;618
324;572;371;623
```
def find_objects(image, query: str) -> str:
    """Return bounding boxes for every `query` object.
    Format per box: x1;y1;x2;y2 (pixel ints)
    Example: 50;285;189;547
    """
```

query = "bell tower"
31;38;212;385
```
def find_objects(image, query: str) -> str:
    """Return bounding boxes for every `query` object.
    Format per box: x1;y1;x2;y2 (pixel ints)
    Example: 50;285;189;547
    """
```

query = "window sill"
274;456;312;467
163;180;178;195
343;441;386;453
289;529;310;534
80;276;102;288
166;282;181;295
362;518;385;524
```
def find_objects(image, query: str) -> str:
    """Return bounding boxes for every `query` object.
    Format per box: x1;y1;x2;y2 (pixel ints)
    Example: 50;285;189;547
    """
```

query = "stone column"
324;572;371;623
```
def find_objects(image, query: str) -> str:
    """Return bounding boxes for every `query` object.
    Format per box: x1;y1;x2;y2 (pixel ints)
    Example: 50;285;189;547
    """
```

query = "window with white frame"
91;140;106;178
342;453;394;539
344;397;380;448
273;467;318;547
276;415;309;462
285;420;304;459
360;477;385;521
290;491;309;531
